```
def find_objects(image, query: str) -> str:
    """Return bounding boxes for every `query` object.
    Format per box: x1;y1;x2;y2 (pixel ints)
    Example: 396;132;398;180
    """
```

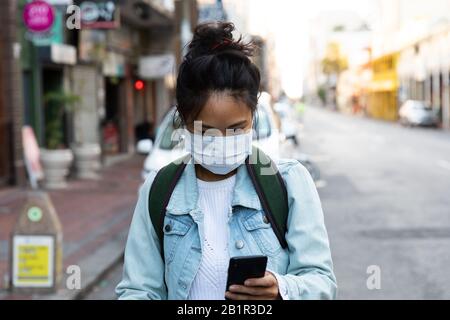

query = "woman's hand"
225;271;281;300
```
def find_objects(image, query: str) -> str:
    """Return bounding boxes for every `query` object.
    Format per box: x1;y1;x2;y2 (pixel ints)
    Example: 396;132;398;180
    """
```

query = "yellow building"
367;53;400;121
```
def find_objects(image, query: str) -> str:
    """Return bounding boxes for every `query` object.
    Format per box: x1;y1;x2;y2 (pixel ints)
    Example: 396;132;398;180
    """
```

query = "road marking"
437;160;450;171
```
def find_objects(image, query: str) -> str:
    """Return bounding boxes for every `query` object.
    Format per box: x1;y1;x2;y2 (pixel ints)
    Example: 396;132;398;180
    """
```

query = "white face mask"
185;130;253;175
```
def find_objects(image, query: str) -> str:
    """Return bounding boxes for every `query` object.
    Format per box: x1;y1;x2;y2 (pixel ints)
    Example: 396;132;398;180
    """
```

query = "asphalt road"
299;106;450;299
84;106;450;300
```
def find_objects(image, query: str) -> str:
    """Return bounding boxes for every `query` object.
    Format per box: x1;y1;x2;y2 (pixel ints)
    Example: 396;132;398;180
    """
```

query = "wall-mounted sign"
76;0;120;29
37;44;77;65
138;54;175;80
51;43;77;65
23;0;55;33
12;235;55;288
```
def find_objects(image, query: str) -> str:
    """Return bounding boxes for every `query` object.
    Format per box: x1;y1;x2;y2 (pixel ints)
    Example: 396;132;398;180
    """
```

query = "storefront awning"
368;79;399;92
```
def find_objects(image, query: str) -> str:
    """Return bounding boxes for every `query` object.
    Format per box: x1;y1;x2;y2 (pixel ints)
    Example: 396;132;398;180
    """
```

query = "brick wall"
0;0;26;186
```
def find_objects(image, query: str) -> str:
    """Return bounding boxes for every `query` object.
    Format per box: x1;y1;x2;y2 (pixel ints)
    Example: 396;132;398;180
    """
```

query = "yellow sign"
13;236;54;287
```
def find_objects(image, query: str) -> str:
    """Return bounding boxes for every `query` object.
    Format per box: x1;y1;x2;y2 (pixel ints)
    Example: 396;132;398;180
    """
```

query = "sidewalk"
0;155;143;300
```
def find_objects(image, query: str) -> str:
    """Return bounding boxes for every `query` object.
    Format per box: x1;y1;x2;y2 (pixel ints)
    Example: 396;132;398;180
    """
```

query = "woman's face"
186;92;253;136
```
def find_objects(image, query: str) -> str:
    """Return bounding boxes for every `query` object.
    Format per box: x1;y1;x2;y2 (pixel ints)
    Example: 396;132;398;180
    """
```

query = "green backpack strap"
148;154;190;258
245;146;289;249
149;147;290;258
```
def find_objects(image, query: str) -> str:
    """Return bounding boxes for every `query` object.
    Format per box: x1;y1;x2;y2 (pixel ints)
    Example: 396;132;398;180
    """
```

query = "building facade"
372;0;450;128
0;0;26;187
0;0;189;187
397;27;450;129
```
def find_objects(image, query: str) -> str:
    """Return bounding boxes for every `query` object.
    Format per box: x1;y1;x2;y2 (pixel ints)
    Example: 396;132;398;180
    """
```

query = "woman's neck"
195;165;237;182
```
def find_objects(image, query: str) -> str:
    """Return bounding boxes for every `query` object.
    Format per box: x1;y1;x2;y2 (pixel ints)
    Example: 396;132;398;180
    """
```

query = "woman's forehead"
195;93;252;125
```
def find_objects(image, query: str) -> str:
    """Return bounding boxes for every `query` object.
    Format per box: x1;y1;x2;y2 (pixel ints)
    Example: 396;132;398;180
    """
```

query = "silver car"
399;100;439;127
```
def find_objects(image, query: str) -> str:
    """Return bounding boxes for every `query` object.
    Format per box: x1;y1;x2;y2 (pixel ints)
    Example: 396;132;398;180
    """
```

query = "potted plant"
40;91;80;189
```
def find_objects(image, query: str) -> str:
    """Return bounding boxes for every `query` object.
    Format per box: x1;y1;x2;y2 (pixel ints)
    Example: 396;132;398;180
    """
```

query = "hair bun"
185;21;256;60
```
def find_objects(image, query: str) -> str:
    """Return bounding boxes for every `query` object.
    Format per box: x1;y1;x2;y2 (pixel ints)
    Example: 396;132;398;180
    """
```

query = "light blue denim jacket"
116;159;337;300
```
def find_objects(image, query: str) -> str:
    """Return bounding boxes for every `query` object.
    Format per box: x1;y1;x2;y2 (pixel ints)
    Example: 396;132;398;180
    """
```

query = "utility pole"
175;0;198;67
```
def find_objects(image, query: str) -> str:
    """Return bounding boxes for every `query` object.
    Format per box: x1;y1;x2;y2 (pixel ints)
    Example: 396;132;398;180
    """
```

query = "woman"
116;22;337;300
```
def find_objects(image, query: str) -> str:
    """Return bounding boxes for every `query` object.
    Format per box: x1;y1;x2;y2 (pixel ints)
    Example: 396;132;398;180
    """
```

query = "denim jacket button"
235;240;245;249
164;224;172;232
263;215;270;224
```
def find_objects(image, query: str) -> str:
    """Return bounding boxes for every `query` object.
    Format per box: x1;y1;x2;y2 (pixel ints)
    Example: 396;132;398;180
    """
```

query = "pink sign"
23;0;55;33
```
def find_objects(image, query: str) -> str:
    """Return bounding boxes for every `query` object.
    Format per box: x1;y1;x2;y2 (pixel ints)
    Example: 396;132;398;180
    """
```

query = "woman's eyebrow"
200;120;248;130
200;124;216;130
227;120;248;128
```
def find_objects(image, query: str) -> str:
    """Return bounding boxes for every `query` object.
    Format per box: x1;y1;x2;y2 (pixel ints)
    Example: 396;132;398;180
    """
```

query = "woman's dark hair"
175;21;261;125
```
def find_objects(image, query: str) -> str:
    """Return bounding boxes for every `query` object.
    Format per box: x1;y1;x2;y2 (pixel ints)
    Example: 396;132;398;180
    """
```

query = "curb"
36;229;128;300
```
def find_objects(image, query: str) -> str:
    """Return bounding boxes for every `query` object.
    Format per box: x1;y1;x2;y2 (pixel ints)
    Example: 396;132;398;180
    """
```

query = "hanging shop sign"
138;54;175;80
23;0;55;33
76;0;120;29
23;1;67;47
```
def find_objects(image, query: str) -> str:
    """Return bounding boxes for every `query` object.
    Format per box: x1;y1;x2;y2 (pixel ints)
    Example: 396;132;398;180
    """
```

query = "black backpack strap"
148;154;190;258
245;147;289;249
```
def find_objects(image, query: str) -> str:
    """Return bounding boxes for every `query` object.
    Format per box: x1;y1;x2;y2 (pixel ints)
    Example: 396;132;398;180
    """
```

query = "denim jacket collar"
165;161;262;215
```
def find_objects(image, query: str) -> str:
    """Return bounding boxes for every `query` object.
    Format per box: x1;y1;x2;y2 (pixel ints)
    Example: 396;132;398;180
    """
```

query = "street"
84;106;450;300
301;106;450;299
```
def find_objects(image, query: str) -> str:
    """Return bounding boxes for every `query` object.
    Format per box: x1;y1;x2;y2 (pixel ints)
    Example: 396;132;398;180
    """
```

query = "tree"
321;42;348;76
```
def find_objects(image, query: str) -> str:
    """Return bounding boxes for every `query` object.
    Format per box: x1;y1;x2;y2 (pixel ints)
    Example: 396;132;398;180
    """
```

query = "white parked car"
138;98;284;180
399;100;439;127
274;101;299;146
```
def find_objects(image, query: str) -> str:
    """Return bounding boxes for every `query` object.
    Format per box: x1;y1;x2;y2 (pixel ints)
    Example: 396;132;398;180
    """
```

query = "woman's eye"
229;128;245;135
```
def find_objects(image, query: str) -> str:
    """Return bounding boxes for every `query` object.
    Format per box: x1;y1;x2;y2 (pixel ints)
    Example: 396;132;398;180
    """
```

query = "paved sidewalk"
0;155;143;300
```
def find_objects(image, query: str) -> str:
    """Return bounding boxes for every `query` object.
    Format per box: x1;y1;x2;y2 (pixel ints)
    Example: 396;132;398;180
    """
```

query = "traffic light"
134;80;144;91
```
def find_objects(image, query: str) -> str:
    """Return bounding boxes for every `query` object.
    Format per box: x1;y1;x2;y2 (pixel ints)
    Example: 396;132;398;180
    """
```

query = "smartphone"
226;255;268;292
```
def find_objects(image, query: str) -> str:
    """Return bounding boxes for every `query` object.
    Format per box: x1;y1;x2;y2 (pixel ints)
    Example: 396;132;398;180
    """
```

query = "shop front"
367;53;400;121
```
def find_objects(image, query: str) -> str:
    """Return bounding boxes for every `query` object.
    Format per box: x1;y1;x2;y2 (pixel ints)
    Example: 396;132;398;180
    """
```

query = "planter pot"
40;148;74;189
72;143;101;179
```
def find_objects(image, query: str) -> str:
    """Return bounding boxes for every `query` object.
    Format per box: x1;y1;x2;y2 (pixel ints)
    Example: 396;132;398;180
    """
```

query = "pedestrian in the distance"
116;21;337;300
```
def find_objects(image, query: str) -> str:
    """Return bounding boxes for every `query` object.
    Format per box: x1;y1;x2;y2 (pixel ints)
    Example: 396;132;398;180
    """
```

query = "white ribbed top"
188;174;236;300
